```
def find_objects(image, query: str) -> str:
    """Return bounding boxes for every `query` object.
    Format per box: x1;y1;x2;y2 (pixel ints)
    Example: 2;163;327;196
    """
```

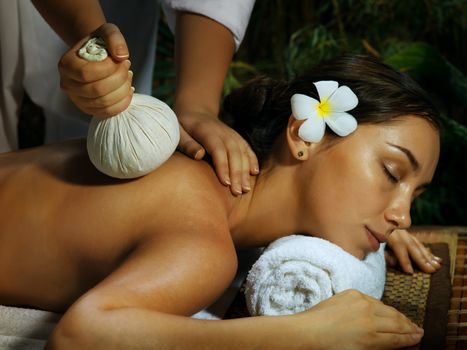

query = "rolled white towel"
245;235;386;316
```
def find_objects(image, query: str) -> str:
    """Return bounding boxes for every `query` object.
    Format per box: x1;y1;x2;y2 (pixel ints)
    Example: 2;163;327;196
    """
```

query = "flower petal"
291;94;319;120
298;115;325;143
313;81;338;102
327;85;359;112
324;112;358;137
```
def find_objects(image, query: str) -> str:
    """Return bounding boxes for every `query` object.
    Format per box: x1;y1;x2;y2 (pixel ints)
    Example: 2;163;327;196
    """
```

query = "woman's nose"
384;196;412;229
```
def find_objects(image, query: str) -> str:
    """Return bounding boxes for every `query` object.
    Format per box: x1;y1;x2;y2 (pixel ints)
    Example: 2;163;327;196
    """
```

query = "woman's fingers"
387;230;442;274
384;250;398;267
409;238;442;273
301;290;425;349
389;234;414;274
358;295;425;349
375;332;424;349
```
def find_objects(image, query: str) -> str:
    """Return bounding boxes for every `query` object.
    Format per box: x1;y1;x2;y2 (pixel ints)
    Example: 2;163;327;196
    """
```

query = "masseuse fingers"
236;139;251;192
93;23;129;61
225;140;245;195
247;145;260;176
207;138;232;187
61;60;131;99
77;75;134;118
69;82;133;118
59;46;121;84
241;147;253;191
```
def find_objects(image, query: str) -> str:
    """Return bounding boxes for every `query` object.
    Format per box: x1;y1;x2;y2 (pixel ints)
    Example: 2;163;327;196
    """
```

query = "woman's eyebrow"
386;142;420;171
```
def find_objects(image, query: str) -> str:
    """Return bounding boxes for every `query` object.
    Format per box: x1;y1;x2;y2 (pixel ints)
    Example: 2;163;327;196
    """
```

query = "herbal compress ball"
80;38;180;179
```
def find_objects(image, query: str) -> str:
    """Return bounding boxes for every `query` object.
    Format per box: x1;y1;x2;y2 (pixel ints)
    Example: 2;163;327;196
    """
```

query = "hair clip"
291;80;359;143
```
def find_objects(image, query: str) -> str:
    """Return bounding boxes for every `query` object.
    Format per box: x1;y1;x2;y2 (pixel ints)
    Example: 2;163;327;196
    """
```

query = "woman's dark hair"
223;55;440;165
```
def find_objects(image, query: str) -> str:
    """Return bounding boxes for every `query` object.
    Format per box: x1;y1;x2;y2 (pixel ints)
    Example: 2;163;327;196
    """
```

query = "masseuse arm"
31;1;133;117
31;0;106;46
32;2;258;194
173;12;259;196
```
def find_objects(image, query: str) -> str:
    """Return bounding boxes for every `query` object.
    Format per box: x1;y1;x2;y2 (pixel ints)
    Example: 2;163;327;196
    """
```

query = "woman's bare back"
0;140;234;312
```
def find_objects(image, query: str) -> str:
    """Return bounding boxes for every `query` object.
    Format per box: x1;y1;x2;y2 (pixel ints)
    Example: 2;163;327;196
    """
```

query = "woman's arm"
45;227;423;349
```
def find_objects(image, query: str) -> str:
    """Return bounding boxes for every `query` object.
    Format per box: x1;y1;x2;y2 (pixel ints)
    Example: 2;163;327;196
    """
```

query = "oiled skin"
0;139;238;314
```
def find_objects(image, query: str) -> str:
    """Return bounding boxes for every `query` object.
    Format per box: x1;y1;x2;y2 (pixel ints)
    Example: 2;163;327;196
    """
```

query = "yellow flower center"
316;100;331;118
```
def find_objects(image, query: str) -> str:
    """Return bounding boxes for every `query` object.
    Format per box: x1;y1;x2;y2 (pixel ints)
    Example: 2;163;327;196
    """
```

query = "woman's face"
300;116;440;259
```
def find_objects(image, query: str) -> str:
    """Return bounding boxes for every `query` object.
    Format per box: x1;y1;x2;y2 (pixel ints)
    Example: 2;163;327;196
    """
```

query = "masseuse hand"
58;23;134;118
296;290;424;349
177;111;259;196
385;229;442;274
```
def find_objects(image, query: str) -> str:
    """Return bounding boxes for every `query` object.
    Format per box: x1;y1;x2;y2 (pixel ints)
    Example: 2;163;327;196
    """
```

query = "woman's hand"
385;229;442;274
58;23;134;117
177;111;259;196
296;289;424;349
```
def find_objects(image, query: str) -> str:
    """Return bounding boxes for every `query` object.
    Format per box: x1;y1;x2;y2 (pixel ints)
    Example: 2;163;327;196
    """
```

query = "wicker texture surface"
446;231;467;349
382;268;430;329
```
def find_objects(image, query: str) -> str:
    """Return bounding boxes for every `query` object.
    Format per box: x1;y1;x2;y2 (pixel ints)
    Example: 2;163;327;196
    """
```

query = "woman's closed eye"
382;164;399;184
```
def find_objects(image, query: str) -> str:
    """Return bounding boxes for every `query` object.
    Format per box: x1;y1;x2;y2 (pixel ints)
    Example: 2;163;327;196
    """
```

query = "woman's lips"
365;226;387;252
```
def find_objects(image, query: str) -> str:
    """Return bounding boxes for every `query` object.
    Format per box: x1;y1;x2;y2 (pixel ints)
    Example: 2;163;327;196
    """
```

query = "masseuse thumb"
178;125;205;160
95;23;129;61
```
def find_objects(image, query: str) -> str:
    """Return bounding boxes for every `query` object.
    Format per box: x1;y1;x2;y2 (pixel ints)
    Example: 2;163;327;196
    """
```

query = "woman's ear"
286;115;312;160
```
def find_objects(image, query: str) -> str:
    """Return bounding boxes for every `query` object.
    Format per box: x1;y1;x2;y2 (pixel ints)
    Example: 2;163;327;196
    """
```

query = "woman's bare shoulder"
143;152;230;208
126;152;233;237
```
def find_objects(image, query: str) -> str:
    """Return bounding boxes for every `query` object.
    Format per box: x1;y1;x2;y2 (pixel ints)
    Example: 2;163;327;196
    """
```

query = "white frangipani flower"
291;80;359;143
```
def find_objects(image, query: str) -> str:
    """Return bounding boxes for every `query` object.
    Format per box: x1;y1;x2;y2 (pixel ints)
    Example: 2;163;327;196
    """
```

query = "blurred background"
20;0;467;226
154;0;467;227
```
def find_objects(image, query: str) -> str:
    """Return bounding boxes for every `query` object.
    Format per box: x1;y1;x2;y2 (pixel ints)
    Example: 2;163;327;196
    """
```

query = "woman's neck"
227;164;302;247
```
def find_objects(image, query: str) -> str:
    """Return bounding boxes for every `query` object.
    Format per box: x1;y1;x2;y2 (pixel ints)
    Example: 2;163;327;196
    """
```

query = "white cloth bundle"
80;38;180;179
245;235;386;316
87;93;180;179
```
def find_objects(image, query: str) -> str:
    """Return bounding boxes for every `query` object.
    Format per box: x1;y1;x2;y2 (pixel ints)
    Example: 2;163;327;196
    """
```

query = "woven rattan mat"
447;230;467;349
225;227;466;349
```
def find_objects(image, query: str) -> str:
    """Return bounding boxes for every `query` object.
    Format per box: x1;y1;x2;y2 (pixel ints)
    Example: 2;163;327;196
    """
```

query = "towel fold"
245;235;386;316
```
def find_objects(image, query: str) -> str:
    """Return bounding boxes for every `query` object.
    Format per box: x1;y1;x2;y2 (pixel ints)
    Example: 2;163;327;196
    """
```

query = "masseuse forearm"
31;0;106;46
173;11;235;117
46;307;300;349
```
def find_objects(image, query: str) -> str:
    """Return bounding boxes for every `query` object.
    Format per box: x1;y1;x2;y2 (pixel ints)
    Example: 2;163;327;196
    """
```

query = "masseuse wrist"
174;101;220;124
